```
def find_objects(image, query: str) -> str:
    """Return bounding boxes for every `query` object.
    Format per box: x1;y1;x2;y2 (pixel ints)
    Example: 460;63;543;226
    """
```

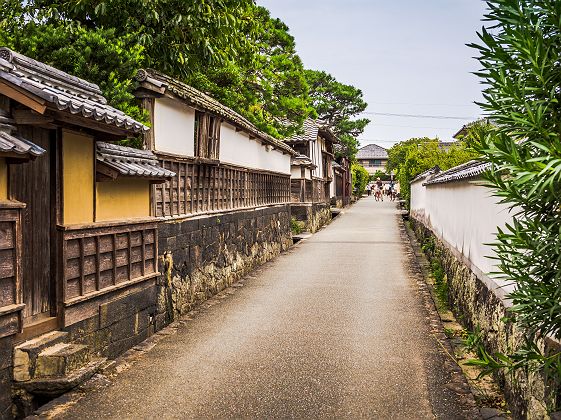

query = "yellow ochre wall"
0;158;8;200
63;130;94;225
96;179;150;222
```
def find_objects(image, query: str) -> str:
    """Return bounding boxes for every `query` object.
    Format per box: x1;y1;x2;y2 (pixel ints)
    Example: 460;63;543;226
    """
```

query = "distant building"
356;143;388;175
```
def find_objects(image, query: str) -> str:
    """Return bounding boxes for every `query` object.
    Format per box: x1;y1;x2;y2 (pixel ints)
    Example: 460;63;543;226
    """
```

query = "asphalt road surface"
52;198;476;419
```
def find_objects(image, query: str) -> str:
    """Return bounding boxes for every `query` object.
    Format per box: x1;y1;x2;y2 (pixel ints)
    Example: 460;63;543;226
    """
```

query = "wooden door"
9;126;55;323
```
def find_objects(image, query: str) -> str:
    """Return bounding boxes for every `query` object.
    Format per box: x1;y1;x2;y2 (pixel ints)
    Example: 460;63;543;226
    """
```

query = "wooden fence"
290;178;329;204
153;156;291;218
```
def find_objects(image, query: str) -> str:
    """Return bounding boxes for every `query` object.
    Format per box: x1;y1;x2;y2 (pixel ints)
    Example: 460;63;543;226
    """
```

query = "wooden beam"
12;109;54;125
0;81;47;114
95;163;119;181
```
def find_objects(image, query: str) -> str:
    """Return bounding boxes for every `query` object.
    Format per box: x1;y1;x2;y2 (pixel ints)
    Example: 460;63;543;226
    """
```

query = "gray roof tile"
97;142;175;180
356;143;388;159
287;119;319;143
0;130;46;158
424;160;491;185
0;48;147;135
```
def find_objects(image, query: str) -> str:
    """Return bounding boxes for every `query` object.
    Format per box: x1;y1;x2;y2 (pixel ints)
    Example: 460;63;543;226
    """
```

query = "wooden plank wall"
154;158;291;218
62;223;157;303
0;206;21;310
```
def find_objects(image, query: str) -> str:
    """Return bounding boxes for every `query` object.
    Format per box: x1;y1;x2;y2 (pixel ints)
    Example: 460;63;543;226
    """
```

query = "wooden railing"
290;178;329;204
153;157;291;218
62;221;158;303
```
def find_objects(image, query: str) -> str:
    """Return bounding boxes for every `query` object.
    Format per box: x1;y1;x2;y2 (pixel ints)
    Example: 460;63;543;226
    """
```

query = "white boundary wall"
153;99;291;175
220;123;290;174
410;177;516;297
154;98;195;156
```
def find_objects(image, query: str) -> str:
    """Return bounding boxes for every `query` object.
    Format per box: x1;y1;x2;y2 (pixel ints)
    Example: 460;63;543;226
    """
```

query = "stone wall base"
290;203;331;233
157;205;292;322
411;218;558;419
63;283;157;359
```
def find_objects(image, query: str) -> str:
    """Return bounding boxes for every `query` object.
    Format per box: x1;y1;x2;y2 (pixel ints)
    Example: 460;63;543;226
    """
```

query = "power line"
357;139;405;143
366;101;478;108
370;123;458;130
360;111;479;120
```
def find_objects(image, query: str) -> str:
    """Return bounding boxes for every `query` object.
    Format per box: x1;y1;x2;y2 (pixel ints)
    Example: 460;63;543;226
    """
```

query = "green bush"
465;0;561;386
351;163;369;197
290;217;304;235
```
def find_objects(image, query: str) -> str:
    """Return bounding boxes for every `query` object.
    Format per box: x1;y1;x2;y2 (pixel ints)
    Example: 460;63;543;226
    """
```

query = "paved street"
52;198;475;419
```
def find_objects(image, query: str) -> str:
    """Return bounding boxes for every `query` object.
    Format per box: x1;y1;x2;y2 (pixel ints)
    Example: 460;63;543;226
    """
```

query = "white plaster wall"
311;137;324;178
219;123;290;174
410;179;427;215
291;166;302;178
330;167;336;197
410;179;515;292
153;98;195;156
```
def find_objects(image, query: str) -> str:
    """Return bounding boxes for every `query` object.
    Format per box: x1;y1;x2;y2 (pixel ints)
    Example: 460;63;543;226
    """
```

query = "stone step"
13;331;69;382
35;343;90;378
17;358;107;397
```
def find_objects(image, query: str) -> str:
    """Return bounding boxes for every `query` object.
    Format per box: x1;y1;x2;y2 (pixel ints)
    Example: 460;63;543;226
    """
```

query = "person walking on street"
375;177;383;202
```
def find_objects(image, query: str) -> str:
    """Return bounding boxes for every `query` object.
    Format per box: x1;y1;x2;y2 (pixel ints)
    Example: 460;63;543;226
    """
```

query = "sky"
258;0;488;149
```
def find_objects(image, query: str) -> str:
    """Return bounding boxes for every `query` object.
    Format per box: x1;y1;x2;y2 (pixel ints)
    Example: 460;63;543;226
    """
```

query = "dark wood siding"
154;157;291;218
9;126;54;321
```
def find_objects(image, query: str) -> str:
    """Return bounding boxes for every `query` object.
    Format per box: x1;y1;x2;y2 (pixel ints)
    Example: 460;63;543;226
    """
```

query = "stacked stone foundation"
411;218;559;419
156;205;292;322
290;203;331;233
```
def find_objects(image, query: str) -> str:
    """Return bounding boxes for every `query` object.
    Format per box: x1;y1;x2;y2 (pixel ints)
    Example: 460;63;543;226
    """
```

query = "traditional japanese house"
134;69;296;321
285;118;337;232
0;48;175;417
356;143;388;175
330;144;351;208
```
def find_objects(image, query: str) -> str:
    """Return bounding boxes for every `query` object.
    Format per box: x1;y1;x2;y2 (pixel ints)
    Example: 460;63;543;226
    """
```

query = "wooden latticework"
290;178;329;204
154;157;291;218
62;221;158;303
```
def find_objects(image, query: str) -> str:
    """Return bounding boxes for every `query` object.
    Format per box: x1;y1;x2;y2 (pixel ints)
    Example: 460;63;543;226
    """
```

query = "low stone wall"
290;203;331;233
64;282;157;359
1;336;13;419
411;218;558;419
156;205;292;324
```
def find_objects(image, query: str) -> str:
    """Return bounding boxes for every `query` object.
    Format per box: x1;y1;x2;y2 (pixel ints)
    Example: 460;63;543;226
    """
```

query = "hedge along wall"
410;175;558;418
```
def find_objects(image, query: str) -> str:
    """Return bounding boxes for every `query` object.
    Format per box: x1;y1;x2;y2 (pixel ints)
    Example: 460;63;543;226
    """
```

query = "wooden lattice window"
195;111;221;160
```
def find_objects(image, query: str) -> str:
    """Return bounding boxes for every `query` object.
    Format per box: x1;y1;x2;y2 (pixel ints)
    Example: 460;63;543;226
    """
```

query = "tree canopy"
0;1;369;154
305;69;370;158
387;137;477;205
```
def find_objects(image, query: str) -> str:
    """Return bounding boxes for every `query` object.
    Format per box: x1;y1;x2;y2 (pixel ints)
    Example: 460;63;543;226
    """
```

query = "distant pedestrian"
375;177;383;201
366;183;372;196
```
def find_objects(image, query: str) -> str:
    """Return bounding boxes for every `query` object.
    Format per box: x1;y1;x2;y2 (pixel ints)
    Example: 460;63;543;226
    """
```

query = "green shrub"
351;163;369;197
290;217;304;235
466;0;561;385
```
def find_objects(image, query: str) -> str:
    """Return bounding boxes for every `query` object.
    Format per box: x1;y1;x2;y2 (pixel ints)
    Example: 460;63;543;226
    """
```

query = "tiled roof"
410;166;441;183
286;119;319;143
0;130;46;159
0;48;147;135
291;153;316;169
286;119;339;146
96;142;175;180
136;69;297;156
318;125;340;145
424;160;491;185
356;143;388;159
332;161;345;172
